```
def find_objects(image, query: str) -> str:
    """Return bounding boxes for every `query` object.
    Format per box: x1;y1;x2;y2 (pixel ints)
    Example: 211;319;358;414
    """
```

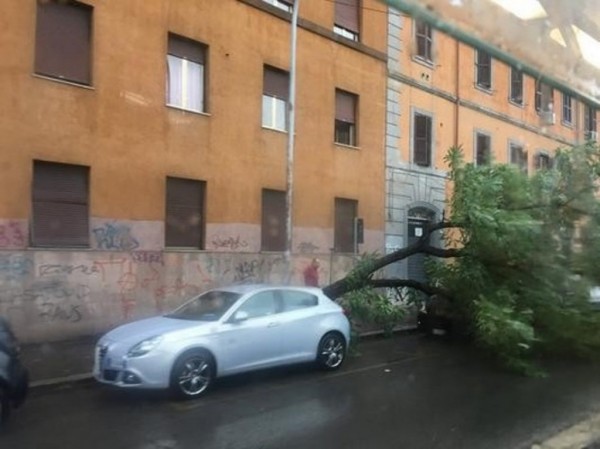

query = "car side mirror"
231;310;249;323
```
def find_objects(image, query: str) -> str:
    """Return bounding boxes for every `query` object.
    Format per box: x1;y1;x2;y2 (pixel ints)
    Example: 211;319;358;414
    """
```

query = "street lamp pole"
285;0;300;263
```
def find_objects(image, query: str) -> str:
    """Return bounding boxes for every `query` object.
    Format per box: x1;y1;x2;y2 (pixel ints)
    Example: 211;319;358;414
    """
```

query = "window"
167;34;207;113
535;80;554;112
238;291;280;319
165;177;205;248
334;0;359;41
536;152;552;170
263;0;293;12
334;198;357;253
413;112;432;167
262;66;289;131
475;50;492;90
281;290;318;312
475;132;491;166
32;161;89;247
509;142;528;174
335;89;358;146
584;104;597;139
562;93;573;125
262;189;286;251
35;0;92;85
415;20;433;62
509;67;523;104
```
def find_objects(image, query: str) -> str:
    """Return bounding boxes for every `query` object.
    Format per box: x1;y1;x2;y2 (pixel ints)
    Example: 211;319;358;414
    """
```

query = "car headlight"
127;335;163;358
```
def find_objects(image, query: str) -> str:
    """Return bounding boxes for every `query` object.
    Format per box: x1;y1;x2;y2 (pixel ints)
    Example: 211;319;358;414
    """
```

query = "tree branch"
367;278;450;298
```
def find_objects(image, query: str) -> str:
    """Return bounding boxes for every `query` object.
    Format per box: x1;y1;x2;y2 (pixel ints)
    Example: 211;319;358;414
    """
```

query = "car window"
237;291;280;319
166;290;241;321
281;290;318;312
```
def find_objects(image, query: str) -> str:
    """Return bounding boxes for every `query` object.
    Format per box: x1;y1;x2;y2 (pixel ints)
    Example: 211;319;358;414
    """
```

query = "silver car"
94;284;350;398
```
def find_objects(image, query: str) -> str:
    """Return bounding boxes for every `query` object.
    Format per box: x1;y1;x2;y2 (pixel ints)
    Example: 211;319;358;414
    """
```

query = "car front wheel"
170;350;215;399
317;332;346;371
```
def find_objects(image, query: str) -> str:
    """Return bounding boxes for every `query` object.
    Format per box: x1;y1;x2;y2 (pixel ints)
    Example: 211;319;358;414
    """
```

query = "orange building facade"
0;0;387;342
384;11;598;281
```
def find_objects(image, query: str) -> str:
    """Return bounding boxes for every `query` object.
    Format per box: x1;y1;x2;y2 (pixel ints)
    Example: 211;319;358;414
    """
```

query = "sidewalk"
21;336;98;387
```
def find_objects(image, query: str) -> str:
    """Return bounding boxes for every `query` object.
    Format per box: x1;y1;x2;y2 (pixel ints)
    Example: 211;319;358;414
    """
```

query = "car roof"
214;283;323;295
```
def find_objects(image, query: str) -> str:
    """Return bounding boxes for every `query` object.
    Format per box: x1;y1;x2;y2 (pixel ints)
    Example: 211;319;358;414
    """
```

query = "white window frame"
166;54;205;113
262;94;287;132
263;0;292;13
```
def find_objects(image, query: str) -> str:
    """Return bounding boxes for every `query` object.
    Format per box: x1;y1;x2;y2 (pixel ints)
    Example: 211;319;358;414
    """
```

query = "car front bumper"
93;343;172;390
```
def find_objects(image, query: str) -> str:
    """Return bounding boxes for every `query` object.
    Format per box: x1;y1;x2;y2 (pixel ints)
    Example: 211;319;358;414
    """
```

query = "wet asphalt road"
3;335;600;449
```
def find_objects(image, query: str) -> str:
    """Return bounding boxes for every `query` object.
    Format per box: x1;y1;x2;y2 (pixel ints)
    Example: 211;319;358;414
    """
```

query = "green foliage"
340;254;406;337
435;142;600;373
341;287;406;337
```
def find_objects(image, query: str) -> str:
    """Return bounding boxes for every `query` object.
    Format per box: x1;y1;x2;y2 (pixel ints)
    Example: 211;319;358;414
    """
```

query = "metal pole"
285;0;300;263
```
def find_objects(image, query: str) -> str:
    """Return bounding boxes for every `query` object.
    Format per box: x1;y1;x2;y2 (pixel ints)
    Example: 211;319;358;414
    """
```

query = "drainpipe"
285;0;300;266
454;38;460;148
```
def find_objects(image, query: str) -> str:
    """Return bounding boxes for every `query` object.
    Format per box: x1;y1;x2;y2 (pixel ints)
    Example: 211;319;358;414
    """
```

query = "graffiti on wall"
0;280;91;324
297;241;320;254
92;223;140;251
211;235;249;251
0;249;356;343
0;254;33;280
0;221;26;248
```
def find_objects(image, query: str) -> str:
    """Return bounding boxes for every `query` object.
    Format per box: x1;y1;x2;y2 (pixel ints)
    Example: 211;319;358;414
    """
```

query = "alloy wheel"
177;356;212;396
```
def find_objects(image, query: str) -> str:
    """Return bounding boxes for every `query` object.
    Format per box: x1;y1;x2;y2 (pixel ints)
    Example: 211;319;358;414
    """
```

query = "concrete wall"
0;250;357;344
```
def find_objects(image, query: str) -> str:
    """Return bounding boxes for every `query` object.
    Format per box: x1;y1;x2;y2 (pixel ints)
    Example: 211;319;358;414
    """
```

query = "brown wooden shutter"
168;34;205;64
35;0;92;85
335;90;356;124
334;198;357;253
261;189;286;251
414;114;431;166
263;67;289;100
335;0;359;33
32;161;89;247
165;177;205;248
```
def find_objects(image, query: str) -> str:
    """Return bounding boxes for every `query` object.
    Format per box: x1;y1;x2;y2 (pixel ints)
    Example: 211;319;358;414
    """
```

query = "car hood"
102;316;212;345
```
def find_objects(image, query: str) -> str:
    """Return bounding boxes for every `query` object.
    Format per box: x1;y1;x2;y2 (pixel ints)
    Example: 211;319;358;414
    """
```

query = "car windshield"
165;290;242;321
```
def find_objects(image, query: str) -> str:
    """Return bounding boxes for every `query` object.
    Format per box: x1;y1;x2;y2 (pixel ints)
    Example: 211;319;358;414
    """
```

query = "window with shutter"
261;189;286;251
334;198;357;253
535;81;554;112
35;0;92;85
32;161;89;247
509;142;528;174
475;50;492;90
262;66;289;131
167;34;207;113
584;104;597;139
334;89;358;146
562;93;573;125
415;20;433;62
475;132;491;166
413;112;432;167
334;0;359;41
510;67;523;104
165;177;205;248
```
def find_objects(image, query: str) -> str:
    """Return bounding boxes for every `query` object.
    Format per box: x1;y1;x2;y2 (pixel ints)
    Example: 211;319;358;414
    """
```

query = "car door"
276;289;321;362
217;290;284;375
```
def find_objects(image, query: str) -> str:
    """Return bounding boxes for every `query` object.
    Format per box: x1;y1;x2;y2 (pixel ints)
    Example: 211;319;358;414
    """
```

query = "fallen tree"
324;144;600;374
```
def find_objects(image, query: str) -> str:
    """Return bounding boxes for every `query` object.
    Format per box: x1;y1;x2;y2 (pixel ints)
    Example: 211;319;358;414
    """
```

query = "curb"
531;413;600;449
30;373;94;389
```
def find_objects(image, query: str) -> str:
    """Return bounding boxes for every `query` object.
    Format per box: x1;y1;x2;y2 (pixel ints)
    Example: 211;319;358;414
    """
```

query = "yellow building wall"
0;0;387;252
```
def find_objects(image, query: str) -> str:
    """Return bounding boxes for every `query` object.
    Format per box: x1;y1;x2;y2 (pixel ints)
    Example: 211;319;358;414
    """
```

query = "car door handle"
267;322;279;328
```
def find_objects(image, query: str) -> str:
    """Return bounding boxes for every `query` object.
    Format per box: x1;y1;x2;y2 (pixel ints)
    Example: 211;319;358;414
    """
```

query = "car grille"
103;369;119;382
